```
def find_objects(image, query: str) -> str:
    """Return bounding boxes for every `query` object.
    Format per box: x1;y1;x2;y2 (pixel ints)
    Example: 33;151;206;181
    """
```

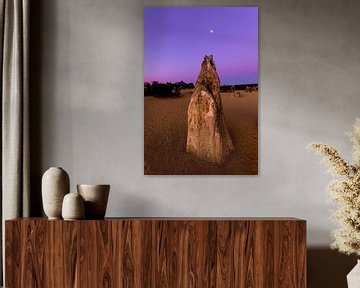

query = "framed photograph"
144;7;258;175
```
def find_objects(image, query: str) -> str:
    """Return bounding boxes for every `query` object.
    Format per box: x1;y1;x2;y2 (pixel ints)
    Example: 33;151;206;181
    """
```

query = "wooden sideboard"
5;218;306;287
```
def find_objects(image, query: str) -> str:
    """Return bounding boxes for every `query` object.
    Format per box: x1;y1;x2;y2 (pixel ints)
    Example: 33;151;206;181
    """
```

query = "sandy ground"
144;89;258;175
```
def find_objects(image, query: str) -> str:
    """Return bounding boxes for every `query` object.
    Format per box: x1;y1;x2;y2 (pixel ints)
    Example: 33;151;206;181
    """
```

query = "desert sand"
144;89;258;175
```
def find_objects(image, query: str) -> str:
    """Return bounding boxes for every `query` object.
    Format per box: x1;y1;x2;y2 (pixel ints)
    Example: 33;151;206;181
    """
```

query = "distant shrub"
220;84;258;92
245;86;258;93
144;81;194;97
151;82;173;97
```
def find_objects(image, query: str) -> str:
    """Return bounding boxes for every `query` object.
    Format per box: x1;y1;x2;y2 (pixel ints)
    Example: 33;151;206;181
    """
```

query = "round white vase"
347;259;360;288
62;192;85;220
42;167;70;219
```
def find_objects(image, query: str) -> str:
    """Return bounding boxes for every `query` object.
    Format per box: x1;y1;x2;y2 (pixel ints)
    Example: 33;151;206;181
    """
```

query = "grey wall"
30;1;360;286
30;0;360;248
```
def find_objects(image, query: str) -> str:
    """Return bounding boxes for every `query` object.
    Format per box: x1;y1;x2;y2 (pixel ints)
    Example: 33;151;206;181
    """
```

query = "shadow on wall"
29;0;72;216
29;0;46;216
308;248;357;288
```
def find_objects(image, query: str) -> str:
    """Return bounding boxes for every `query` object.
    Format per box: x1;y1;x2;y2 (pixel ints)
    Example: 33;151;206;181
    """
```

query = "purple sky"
144;7;258;85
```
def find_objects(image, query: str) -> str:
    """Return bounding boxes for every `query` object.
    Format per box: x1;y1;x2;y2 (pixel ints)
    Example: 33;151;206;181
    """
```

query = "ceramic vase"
347;260;360;288
77;184;110;219
62;192;85;220
42;167;70;219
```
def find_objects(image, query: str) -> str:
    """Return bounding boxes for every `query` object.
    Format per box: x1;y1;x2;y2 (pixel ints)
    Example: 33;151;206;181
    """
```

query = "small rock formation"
186;55;234;164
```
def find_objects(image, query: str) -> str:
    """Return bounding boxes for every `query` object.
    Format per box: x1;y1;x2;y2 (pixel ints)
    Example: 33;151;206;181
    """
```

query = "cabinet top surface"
6;217;306;222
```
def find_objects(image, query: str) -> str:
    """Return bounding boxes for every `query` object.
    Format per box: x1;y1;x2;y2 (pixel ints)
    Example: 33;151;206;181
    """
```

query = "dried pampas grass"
308;118;360;256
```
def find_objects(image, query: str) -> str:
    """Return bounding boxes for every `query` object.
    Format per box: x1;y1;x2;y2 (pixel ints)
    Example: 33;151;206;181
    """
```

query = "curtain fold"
0;0;30;284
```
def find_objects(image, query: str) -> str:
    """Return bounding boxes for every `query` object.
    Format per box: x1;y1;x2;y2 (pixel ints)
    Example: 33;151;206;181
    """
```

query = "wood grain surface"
5;218;306;287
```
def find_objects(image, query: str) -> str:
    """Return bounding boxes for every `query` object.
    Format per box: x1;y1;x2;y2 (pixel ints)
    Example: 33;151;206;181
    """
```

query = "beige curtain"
0;0;30;284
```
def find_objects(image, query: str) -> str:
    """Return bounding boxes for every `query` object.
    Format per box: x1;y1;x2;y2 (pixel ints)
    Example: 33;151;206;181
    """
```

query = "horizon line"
144;81;258;85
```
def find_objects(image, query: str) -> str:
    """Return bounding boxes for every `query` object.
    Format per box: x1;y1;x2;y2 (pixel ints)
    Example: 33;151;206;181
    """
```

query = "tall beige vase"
42;167;70;219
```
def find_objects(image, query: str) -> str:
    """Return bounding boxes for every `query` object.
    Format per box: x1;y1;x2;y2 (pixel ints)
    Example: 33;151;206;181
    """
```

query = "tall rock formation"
186;55;234;164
